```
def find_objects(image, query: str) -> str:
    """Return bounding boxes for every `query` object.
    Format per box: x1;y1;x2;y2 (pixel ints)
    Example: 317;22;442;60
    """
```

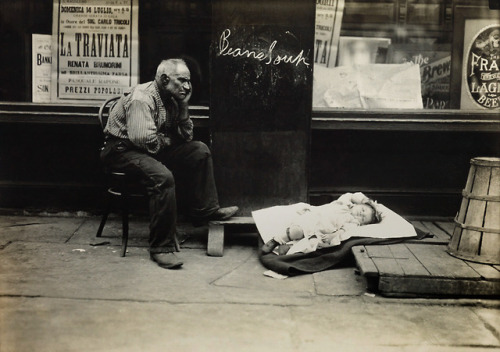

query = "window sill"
0;102;209;126
1;103;498;132
312;108;500;132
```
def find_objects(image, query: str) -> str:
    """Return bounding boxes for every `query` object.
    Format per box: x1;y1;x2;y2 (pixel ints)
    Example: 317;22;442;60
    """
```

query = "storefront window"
0;0;497;110
0;0;211;105
313;0;499;110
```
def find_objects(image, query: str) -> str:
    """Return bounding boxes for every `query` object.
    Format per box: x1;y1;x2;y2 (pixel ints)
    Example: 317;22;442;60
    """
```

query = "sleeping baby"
261;192;382;255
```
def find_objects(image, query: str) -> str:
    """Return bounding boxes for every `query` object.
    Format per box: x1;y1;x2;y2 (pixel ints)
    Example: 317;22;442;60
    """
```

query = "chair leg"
96;196;111;238
120;194;129;257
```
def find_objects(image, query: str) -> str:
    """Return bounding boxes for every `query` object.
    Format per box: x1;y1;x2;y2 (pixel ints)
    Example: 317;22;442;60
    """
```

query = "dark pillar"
210;0;315;214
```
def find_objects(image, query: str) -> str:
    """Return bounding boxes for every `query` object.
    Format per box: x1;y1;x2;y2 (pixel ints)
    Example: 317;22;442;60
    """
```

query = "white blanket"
252;198;416;254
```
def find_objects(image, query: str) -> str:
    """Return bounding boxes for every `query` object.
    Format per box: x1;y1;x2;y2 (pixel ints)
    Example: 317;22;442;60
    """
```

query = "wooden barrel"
447;157;500;264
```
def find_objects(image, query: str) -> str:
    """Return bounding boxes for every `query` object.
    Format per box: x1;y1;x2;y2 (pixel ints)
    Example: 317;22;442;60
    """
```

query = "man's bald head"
156;59;188;80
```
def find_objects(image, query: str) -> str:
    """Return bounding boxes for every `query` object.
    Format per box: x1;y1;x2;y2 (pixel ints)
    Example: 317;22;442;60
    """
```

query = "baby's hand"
317;241;334;249
317;232;337;243
351;192;369;204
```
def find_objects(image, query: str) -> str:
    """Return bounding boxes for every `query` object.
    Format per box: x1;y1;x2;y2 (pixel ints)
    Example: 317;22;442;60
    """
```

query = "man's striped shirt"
104;80;193;154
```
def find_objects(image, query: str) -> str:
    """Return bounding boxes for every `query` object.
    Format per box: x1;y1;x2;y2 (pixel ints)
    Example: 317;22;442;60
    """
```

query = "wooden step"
353;243;500;297
207;216;256;257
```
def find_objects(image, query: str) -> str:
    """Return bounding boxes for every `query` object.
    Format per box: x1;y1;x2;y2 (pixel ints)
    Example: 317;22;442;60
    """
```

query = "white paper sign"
32;34;53;103
51;0;139;104
314;63;423;109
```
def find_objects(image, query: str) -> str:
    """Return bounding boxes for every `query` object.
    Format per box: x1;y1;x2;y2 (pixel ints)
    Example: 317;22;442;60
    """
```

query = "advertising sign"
389;44;451;109
461;22;500;110
314;0;344;68
51;0;139;104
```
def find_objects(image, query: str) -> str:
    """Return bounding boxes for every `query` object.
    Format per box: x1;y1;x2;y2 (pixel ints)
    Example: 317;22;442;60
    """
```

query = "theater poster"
32;34;53;103
460;20;500;110
314;0;344;68
51;0;139;104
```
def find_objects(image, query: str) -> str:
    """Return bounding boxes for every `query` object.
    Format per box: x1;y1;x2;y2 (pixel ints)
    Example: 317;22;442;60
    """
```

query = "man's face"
165;64;191;100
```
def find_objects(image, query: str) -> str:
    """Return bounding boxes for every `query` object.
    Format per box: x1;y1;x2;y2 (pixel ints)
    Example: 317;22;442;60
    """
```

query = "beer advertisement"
461;20;500;110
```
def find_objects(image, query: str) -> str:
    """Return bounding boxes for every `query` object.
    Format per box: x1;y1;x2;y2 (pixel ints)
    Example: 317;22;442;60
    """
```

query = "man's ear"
161;74;169;85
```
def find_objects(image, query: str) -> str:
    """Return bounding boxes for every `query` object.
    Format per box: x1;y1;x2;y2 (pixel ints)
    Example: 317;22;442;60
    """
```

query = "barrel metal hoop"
454;218;500;234
470;157;500;167
461;190;500;202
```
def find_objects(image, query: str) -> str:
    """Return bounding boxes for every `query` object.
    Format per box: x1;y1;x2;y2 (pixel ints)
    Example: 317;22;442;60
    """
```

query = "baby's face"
351;204;375;225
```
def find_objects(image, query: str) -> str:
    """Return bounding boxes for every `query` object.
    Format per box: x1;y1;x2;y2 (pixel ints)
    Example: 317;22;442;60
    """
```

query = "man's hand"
178;82;192;107
164;136;173;146
158;133;172;147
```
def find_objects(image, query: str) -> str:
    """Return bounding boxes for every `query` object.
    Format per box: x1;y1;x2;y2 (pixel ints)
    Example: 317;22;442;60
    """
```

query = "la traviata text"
59;32;129;58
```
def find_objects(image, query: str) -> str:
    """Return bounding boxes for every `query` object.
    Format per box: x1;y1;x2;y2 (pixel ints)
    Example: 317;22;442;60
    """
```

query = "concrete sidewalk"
0;214;499;352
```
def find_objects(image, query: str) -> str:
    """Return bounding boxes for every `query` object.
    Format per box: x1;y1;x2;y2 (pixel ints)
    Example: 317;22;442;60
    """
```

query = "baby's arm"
336;192;369;206
318;229;345;243
317;220;360;246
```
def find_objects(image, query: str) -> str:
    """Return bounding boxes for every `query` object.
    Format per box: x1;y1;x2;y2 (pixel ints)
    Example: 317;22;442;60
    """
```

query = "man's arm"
126;99;170;154
174;93;193;142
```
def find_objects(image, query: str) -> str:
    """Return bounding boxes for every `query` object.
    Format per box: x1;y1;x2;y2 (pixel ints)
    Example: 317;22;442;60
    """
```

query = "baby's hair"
363;200;382;224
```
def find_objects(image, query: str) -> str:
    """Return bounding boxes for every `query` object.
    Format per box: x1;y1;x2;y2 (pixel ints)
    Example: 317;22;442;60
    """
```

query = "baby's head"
350;202;381;225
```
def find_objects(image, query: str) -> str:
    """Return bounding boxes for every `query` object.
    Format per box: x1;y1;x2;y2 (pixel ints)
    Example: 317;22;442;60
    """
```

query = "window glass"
313;0;456;110
0;0;211;105
0;0;496;111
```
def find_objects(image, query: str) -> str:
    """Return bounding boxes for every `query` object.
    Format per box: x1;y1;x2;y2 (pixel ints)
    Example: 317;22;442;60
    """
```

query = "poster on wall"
460;21;500;110
314;0;344;68
51;0;139;104
32;34;53;103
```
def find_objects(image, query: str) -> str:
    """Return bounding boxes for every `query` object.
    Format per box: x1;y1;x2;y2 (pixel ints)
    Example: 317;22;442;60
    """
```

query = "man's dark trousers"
100;139;219;253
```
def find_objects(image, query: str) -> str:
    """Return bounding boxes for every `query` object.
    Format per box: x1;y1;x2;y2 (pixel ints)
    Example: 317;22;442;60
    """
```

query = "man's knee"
147;169;174;196
189;141;211;160
155;169;175;189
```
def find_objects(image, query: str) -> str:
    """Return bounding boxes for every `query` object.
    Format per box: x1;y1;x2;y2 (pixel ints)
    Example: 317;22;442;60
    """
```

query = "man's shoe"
150;252;183;269
209;206;239;221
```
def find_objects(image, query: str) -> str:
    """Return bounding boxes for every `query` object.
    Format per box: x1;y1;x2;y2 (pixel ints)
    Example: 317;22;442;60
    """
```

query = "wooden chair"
95;96;145;257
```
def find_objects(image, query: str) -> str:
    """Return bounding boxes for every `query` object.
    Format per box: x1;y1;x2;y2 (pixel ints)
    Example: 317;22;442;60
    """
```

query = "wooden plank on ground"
386;243;412;259
209;216;255;225
435;221;456;237
353;242;499;297
352;246;378;277
410;220;429;234
421;221;451;241
378;276;500;297
466;261;500;281
406;244;481;279
409;221;448;244
365;245;394;258
371;257;405;276
367;244;430;277
393;244;430;276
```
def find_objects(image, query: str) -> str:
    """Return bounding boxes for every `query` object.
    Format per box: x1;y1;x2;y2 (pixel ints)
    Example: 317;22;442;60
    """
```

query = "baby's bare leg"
287;225;305;241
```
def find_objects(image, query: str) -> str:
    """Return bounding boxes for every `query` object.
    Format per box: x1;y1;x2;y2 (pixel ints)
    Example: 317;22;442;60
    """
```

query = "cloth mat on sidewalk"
258;227;429;276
